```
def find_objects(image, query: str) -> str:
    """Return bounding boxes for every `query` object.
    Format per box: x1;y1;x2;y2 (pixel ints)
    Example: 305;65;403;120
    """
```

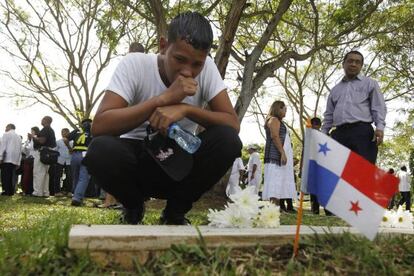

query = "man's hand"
159;76;198;105
149;104;188;135
375;129;384;145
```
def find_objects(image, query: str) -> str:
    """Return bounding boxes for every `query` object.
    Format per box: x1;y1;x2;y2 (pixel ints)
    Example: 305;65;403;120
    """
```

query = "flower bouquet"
207;186;280;228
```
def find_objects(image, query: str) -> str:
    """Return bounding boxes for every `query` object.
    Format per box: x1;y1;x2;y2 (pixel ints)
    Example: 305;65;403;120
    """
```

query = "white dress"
262;131;297;200
226;157;244;197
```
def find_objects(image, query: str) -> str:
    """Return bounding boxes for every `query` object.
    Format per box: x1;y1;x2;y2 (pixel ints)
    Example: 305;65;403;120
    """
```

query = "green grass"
0;194;413;275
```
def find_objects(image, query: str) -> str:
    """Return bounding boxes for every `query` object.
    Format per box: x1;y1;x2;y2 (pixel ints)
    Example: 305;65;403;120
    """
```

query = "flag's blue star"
318;142;331;156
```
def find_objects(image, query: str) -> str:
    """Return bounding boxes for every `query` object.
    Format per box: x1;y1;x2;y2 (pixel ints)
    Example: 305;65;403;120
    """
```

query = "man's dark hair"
43;116;53;124
388;168;394;174
310;117;321;125
129;42;145;53
31;126;40;134
401;165;407;171
168;11;213;51
6;123;16;130
343;50;364;64
62;128;70;132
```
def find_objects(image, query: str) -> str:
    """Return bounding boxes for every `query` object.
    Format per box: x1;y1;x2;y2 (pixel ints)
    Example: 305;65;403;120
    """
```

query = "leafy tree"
0;0;143;127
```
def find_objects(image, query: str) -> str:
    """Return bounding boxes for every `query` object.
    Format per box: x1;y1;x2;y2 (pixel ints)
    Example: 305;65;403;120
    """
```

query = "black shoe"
71;200;82;207
122;203;145;225
159;210;191;225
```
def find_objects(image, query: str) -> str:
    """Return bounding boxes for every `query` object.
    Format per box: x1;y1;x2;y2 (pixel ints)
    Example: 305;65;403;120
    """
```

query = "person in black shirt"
29;116;56;197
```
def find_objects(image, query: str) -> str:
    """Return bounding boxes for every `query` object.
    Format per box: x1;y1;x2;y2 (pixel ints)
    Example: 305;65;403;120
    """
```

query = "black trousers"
310;194;320;214
1;163;16;195
331;122;378;164
55;163;72;193
84;125;242;214
48;164;58;195
398;191;411;211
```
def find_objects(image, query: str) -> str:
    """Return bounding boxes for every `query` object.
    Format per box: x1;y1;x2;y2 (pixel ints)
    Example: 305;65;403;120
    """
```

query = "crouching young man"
83;11;242;225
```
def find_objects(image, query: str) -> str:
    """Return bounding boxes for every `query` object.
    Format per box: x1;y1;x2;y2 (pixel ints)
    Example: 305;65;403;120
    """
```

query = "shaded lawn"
0;194;413;275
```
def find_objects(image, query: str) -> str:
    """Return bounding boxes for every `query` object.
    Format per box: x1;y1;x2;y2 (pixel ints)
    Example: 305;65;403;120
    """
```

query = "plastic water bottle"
168;123;201;154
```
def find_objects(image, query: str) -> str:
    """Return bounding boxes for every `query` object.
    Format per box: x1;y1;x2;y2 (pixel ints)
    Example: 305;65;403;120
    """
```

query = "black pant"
398;191;411;211
310;194;320;214
48;164;58;195
84;125;242;214
331;122;377;164
1;163;16;195
55;163;72;193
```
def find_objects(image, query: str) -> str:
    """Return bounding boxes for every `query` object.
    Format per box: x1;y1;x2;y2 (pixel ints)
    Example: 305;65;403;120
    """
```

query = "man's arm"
370;80;386;145
322;94;334;134
94;87;239;137
92;72;201;136
0;135;6;162
251;164;257;180
150;90;239;133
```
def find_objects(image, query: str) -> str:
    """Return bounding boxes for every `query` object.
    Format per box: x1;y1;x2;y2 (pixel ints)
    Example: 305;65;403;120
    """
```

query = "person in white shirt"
54;128;73;195
226;157;245;197
397;165;412;211
0;124;22;196
247;144;262;195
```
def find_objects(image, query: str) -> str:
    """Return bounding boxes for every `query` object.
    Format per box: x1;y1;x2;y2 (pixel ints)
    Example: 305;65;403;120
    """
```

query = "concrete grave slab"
68;225;414;269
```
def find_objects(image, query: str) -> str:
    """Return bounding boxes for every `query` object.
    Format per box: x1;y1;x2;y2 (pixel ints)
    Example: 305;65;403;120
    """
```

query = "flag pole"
293;191;304;257
293;118;311;258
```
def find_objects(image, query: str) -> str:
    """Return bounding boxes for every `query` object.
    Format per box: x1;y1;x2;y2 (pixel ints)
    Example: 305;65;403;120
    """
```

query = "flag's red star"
349;200;362;215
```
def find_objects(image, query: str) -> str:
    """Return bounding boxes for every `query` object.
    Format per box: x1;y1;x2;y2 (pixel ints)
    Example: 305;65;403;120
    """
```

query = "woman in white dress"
262;100;296;212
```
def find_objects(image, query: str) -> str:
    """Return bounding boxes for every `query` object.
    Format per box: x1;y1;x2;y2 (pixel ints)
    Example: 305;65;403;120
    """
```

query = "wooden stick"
293;191;304;258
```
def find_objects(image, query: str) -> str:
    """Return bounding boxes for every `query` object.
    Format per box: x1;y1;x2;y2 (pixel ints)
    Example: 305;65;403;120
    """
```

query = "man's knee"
83;136;116;172
207;125;242;157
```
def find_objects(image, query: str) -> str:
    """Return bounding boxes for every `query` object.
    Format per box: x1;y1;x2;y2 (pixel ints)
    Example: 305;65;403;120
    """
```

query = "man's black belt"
336;121;371;130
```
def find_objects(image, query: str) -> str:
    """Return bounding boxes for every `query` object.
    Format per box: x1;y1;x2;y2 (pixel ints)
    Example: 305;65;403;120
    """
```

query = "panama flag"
301;128;399;240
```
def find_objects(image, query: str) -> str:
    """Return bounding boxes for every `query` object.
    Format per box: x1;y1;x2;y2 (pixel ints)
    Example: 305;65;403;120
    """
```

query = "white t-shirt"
248;152;262;179
398;171;412;192
230;157;245;176
0;130;22;165
106;53;227;140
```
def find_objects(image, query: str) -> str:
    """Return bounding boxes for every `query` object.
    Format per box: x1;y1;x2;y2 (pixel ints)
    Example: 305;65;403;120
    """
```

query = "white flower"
380;210;394;228
207;187;281;229
207;208;227;227
229;186;261;216
255;204;280;228
208;203;253;228
393;206;413;229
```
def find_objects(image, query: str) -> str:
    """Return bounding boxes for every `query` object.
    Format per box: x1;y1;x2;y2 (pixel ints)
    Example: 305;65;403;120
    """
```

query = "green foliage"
378;111;414;169
410;149;414;186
